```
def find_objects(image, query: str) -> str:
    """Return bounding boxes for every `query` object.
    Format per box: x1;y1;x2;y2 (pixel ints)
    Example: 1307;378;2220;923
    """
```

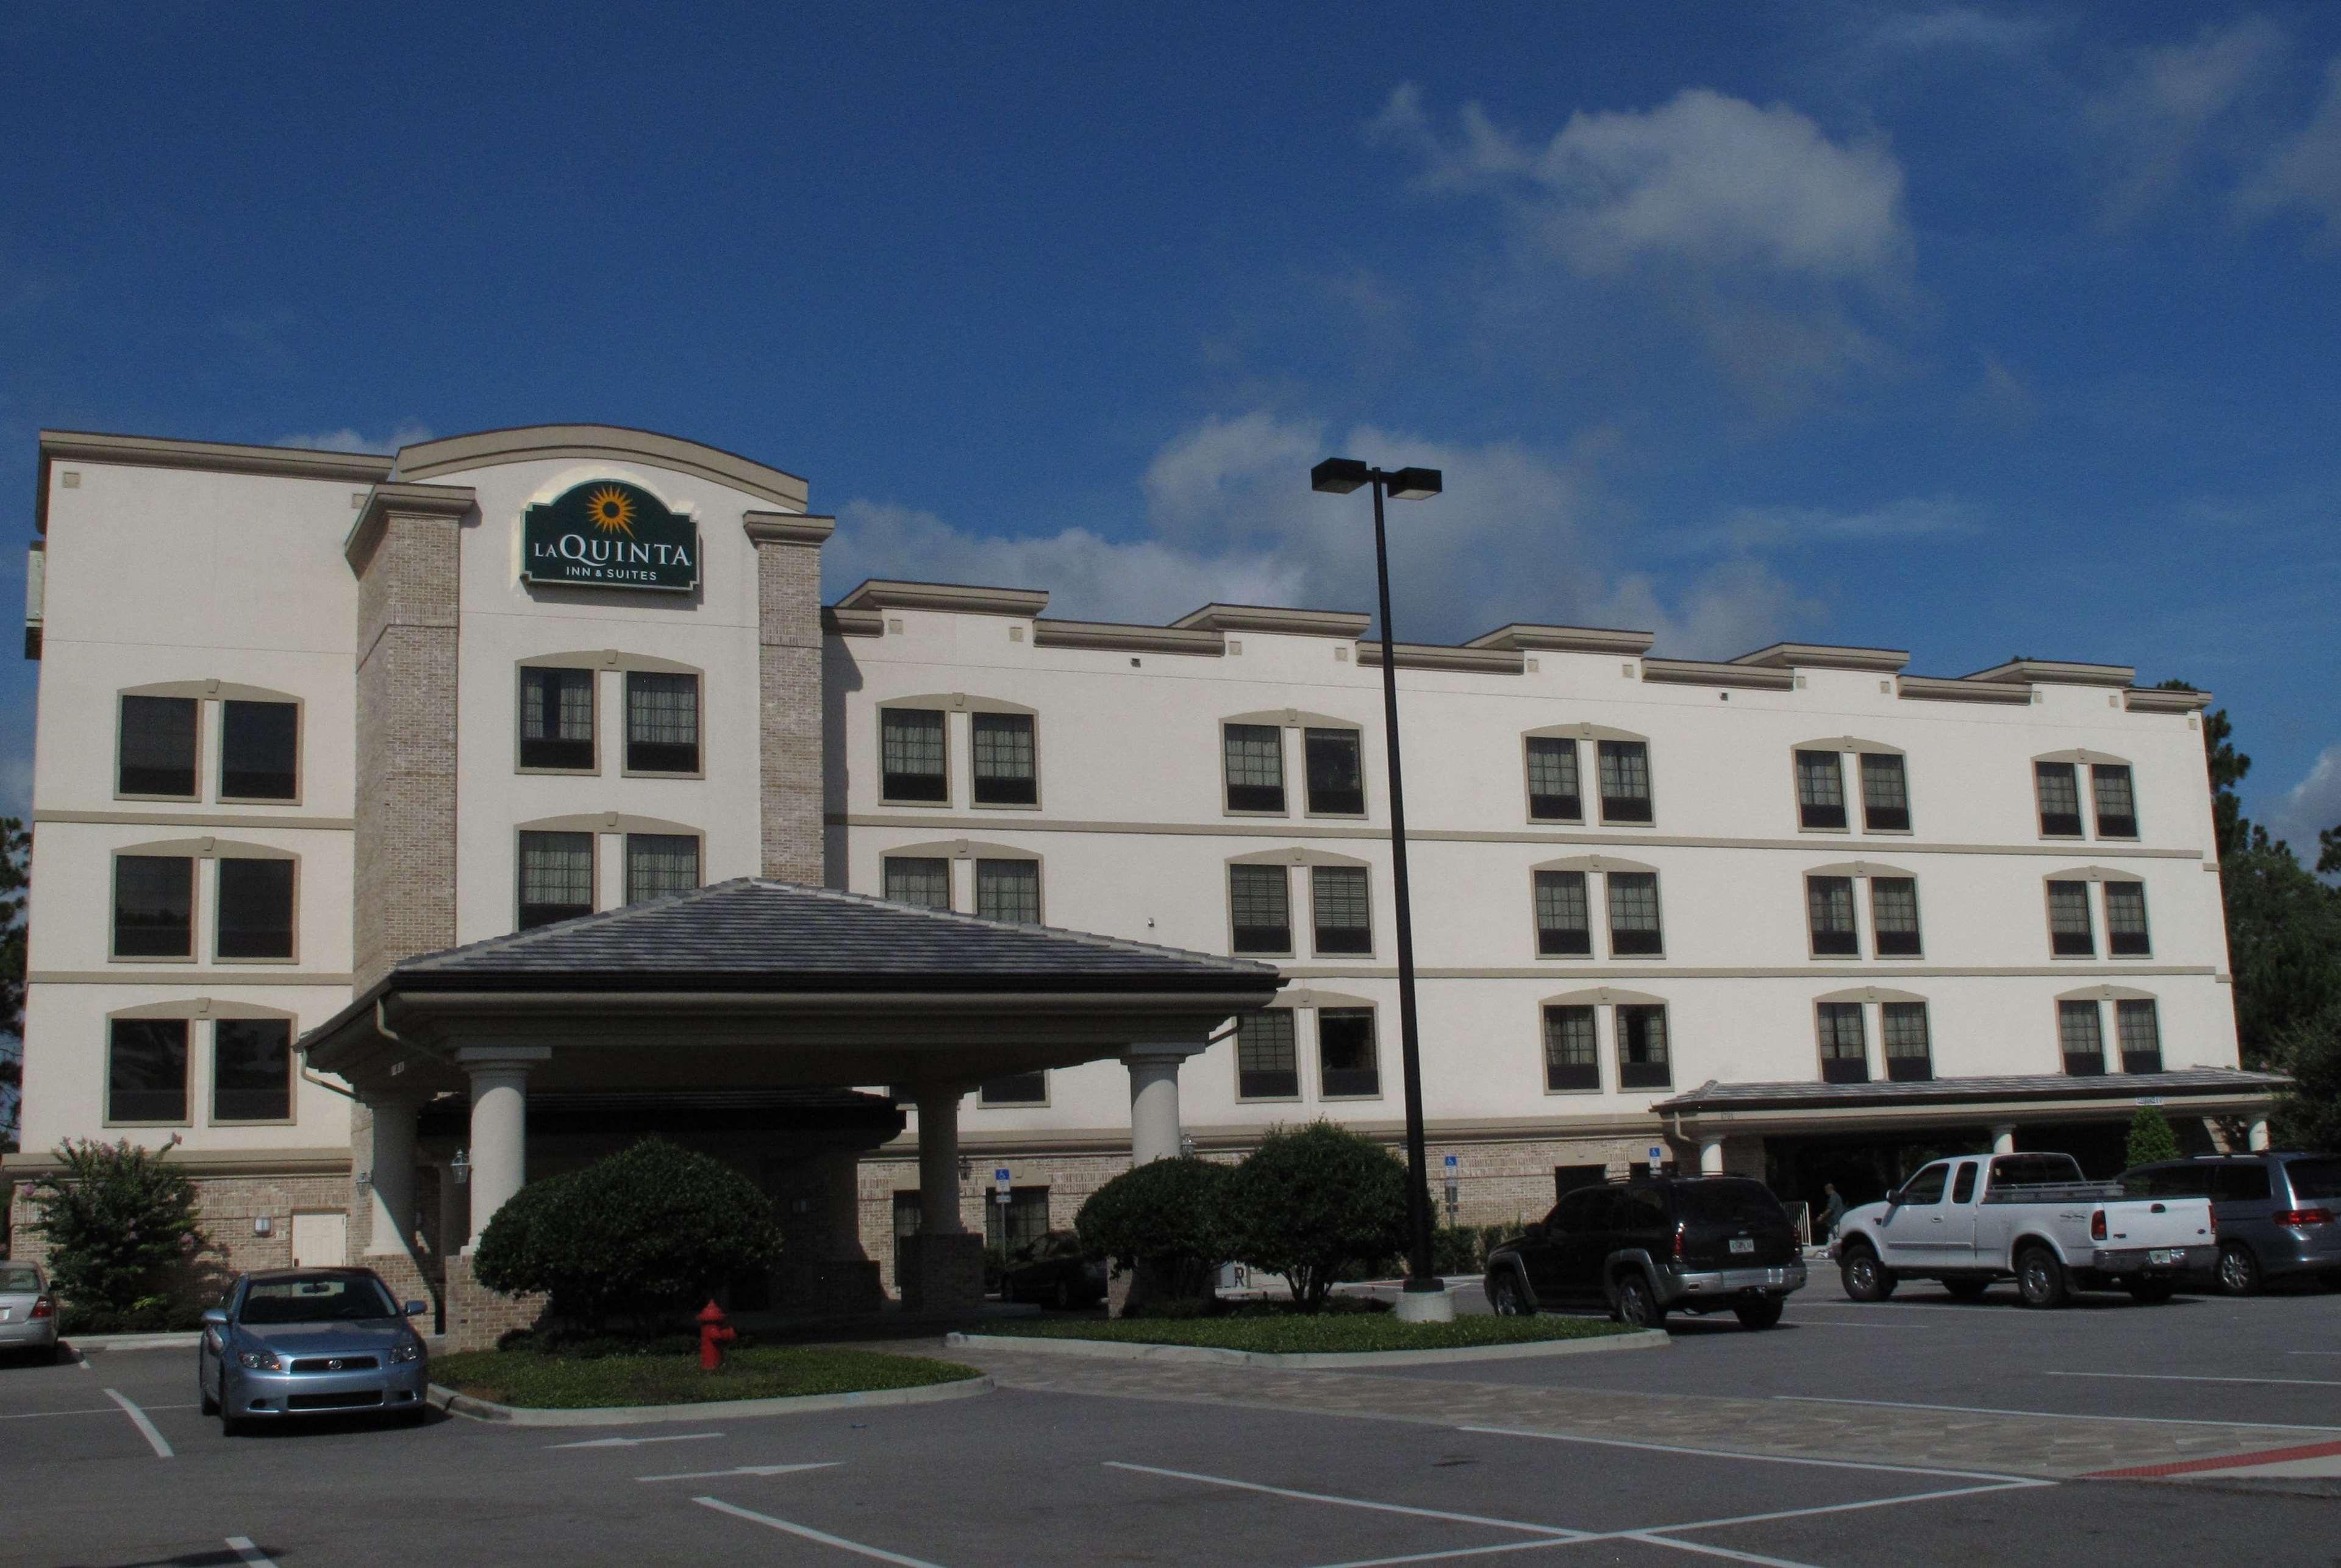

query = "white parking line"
2048;1370;2341;1389
1105;1461;1589;1539
1457;1424;2035;1483
1775;1394;2341;1432
694;1496;946;1566
638;1461;838;1483
0;1402;199;1420
549;1431;723;1449
104;1388;172;1459
226;1536;279;1567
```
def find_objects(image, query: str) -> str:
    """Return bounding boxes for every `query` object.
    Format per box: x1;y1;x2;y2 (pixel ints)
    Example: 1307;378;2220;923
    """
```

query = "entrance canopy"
302;878;1284;1099
1656;1068;2287;1146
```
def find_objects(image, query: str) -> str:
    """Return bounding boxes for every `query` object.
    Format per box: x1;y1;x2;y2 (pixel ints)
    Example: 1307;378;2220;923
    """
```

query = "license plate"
1766;1268;1787;1286
1730;1238;1754;1254
0;1308;10;1322
2149;1249;2178;1265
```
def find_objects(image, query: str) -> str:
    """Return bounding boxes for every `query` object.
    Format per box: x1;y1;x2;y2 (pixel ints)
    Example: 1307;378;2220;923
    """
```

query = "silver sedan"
199;1268;431;1434
0;1263;60;1363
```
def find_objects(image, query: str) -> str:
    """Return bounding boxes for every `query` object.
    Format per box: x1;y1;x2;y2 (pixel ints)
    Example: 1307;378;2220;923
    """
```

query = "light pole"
1309;455;1451;1322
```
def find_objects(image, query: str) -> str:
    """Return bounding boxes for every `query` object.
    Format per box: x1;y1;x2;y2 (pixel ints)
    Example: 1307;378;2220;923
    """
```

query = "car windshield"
239;1275;396;1325
2287;1159;2341;1200
0;1266;41;1293
1674;1181;1785;1227
1989;1155;2084;1188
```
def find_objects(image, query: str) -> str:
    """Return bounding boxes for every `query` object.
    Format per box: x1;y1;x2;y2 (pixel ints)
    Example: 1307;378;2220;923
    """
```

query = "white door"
290;1210;347;1267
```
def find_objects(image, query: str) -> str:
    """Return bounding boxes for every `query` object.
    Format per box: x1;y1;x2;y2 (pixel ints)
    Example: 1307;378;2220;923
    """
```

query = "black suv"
1484;1175;1807;1330
2119;1152;2341;1295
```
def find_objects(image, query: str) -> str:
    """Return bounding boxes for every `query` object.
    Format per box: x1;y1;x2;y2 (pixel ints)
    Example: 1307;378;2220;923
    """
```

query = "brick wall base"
441;1250;548;1352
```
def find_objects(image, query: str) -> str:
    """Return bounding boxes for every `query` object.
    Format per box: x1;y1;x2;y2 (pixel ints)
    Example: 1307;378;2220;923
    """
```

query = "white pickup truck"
1834;1152;2217;1308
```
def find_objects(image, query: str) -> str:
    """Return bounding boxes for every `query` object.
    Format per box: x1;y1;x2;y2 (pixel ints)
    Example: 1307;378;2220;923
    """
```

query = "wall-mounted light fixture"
253;1216;274;1238
450;1148;470;1187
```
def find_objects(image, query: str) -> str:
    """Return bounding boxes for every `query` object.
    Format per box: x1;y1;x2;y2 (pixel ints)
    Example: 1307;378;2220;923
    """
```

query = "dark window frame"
1596;739;1655;825
1859;752;1912;833
1795;749;1848;831
1542;1004;1601;1092
624;669;702;776
218;699;300;802
1524;735;1583;823
112;853;194;960
2091;763;2139;839
214;856;296;961
974;857;1043;925
1236;1010;1301;1101
1221;722;1287;814
2046;879;2096;958
2116;998;2164;1074
1302;727;1367;818
978;1072;1047;1107
1534;869;1593;958
516;830;595;932
1869;877;1923;958
1806;875;1859;957
2104;880;2151;957
116;694;200;800
2059;999;2106;1076
1228;863;1293;956
1310;864;1373;957
1606;871;1664;958
517;666;597;772
1881;1000;1933;1082
623;833;701;905
970;711;1040;807
879;707;950;804
883;855;952;911
107;1016;190;1125
2035;761;2084;838
1615;1003;1672;1090
212;1016;295;1124
1317;1007;1382;1099
1816;1001;1870;1084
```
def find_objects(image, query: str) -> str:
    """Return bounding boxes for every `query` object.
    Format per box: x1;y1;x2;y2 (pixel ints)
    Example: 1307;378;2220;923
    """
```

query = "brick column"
746;512;834;885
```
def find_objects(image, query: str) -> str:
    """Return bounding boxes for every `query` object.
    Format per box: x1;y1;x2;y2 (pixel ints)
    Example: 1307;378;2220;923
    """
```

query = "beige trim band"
1;1146;355;1179
1641;658;1795;691
1357;641;1526;674
1898;675;2030;705
837;580;1050;618
32;971;356;986
1273;964;2221;982
35;810;354;831
743;511;835;546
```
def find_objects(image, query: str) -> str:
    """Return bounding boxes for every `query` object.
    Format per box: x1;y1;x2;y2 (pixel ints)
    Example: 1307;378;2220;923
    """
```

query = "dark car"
2120;1152;2341;1296
1484;1175;1807;1330
999;1231;1108;1309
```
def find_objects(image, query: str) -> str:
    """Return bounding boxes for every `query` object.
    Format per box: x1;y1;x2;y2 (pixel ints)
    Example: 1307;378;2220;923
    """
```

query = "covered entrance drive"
299;880;1282;1347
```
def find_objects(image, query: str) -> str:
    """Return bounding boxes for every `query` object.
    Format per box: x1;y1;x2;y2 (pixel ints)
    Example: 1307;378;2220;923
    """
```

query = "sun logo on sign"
584;486;637;536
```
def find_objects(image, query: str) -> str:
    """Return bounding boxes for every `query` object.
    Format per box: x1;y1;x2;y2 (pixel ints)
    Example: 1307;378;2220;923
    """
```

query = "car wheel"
1052;1280;1071;1311
1942;1278;1990;1302
1613;1272;1667;1330
200;1375;219;1417
1840;1245;1897;1303
2127;1279;2175;1305
1733;1298;1784;1330
2016;1245;2069;1309
2217;1244;2263;1298
1487;1269;1532;1317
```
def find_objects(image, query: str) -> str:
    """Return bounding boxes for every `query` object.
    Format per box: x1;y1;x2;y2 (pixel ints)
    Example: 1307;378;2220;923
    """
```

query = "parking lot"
2;1278;2336;1568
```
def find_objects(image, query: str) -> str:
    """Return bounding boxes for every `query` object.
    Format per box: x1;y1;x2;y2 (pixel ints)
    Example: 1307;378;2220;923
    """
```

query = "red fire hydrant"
698;1300;735;1372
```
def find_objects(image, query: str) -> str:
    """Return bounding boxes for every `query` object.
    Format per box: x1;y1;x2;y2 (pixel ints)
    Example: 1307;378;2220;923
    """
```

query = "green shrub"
1229;1122;1409;1313
472;1138;781;1333
1431;1224;1482;1275
1074;1156;1234;1303
2126;1105;2182;1168
26;1139;205;1317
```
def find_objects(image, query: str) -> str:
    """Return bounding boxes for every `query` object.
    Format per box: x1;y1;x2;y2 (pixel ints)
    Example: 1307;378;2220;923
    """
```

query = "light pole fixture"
1309;455;1451;1322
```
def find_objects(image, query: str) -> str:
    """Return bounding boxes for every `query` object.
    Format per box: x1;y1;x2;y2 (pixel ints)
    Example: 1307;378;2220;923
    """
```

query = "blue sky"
3;2;2337;852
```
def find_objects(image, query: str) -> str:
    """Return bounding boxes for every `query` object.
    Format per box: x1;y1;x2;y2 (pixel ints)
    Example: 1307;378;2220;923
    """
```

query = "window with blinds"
1860;753;1911;832
1870;878;1922;957
1597;740;1653;824
626;672;700;773
625;834;699;903
1525;736;1582;822
2035;762;2083;836
884;856;951;911
213;1018;292;1122
1229;864;1292;954
2047;880;2095;957
2092;764;2138;838
1882;1001;1932;1082
119;695;198;797
1796;750;1847;830
971;713;1038;805
1807;876;1858;957
979;1073;1046;1106
1616;1004;1671;1089
109;1018;188;1124
881;708;948;802
1534;870;1592;957
1318;1008;1381;1097
1311;865;1372;955
2105;882;2151;956
519;668;595;770
1304;729;1365;815
1817;1002;1868;1083
2117;998;2163;1073
1542;1005;1599;1091
1223;724;1285;813
518;831;593;930
216;858;294;960
1607;872;1664;956
2059;1000;2106;1075
113;855;193;958
1237;1011;1299;1100
975;859;1041;924
220;700;298;800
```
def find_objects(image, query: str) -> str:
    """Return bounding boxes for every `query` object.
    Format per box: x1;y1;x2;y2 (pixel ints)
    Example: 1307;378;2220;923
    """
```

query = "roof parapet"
37;429;396;535
1032;619;1226;657
1465;623;1656;656
344;482;478;571
393;424;807;510
1732;642;1909;674
742;511;834;547
1640;658;1795;691
821;606;885;638
1964;658;2135;688
1357;641;1526;674
1898;674;2029;705
835;579;1051;618
2125;685;2213;713
1173;604;1372;638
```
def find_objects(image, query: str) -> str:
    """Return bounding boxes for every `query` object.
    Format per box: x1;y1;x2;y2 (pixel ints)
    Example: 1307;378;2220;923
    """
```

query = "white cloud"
277;420;434;454
2239;56;2341;244
1854;6;2054;58
2260;743;2341;866
2084;18;2287;227
1671;494;1987;555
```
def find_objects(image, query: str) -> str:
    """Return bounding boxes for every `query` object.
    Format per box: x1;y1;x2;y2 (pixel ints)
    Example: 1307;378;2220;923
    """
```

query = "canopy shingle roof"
1654;1069;2287;1116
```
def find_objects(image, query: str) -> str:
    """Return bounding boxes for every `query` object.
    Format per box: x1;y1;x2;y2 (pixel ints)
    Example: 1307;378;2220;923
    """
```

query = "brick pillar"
747;512;834;885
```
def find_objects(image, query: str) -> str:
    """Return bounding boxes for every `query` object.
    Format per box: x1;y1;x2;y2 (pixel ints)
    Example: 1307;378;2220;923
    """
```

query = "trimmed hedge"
1229;1122;1408;1311
983;1313;1634;1355
1075;1156;1233;1301
433;1344;980;1409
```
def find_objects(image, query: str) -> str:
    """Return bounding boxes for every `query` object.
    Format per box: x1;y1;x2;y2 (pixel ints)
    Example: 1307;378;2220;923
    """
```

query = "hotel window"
1607;872;1664;956
1304;729;1365;816
220;700;298;800
1237;1011;1300;1100
118;695;198;797
1229;864;1292;955
884;855;951;911
2046;880;2095;957
1311;866;1372;955
1542;1005;1599;1091
971;713;1038;805
985;1187;1051;1255
881;708;948;802
626;672;700;774
1882;1001;1933;1082
113;855;193;958
1806;876;1858;957
1524;737;1581;822
625;834;699;903
979;1072;1046;1107
1534;871;1592;957
1816;1002;1868;1083
2059;1000;2106;1075
2117;999;2164;1073
1870;878;1922;957
517;831;593;930
109;1018;188;1124
975;858;1041;924
2035;763;2083;837
1615;1003;1671;1090
212;1018;292;1122
215;858;294;960
519;668;595;770
1860;754;1911;832
1318;1008;1381;1097
2104;882;2151;956
1223;724;1285;813
1796;750;1847;830
2092;764;2138;838
1596;740;1653;824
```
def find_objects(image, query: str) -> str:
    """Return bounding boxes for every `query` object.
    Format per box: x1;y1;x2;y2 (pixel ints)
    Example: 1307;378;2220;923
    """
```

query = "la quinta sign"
521;480;699;592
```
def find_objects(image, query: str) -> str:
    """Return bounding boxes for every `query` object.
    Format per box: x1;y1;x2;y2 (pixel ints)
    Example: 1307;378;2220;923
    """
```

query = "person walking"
1818;1183;1846;1246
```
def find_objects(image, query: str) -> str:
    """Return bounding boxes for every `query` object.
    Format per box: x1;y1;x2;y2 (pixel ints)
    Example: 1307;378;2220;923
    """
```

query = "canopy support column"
460;1047;549;1249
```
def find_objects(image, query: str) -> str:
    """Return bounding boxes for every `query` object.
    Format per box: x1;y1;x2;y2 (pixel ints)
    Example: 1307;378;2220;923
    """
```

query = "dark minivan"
1484;1175;1807;1330
2119;1153;2341;1295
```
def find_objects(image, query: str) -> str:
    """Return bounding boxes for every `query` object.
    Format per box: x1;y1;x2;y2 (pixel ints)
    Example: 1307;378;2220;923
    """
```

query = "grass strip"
432;1345;982;1409
978;1313;1634;1355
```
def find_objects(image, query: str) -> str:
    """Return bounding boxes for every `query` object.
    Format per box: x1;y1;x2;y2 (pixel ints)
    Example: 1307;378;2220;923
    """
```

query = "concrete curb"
944;1328;1668;1369
426;1372;994;1427
67;1333;202;1353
